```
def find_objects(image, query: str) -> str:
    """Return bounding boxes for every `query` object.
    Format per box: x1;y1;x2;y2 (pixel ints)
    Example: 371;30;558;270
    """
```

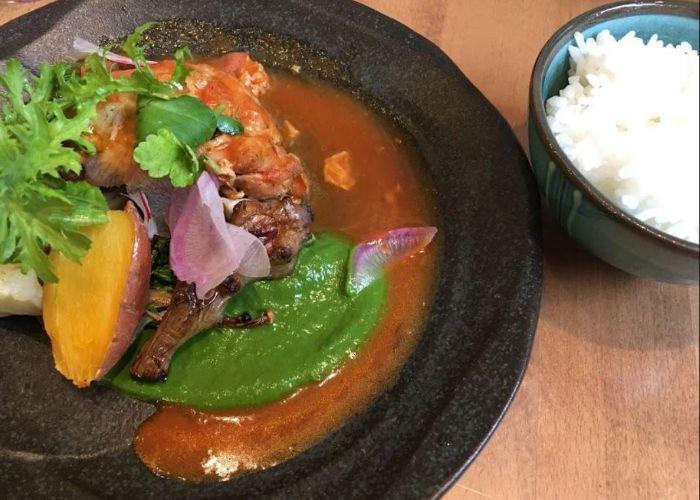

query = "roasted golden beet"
43;204;151;387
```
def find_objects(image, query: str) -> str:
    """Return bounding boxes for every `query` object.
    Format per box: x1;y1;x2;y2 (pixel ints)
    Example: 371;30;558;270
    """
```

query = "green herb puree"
104;234;386;409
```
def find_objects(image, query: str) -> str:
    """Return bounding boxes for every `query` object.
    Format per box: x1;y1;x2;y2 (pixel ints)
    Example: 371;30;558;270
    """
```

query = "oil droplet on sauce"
134;73;439;481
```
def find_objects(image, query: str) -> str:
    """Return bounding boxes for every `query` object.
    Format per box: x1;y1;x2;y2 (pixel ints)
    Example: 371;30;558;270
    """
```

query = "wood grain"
1;1;698;498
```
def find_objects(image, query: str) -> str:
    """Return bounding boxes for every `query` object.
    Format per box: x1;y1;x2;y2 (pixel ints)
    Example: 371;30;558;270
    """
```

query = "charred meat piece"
199;135;309;200
229;197;314;278
130;276;241;381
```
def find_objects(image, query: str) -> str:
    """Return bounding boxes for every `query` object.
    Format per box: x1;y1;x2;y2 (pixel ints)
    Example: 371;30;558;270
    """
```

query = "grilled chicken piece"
85;56;278;187
229;198;314;278
187;62;311;198
181;59;306;198
130;276;241;381
186;62;281;144
199;135;309;200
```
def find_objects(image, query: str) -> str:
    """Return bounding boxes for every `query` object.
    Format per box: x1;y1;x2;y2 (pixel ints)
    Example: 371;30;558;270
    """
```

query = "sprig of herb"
122;22;156;69
133;129;202;188
171;47;193;87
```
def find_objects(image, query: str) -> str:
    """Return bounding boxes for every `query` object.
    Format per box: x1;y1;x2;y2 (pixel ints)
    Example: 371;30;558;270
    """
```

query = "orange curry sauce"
134;73;439;481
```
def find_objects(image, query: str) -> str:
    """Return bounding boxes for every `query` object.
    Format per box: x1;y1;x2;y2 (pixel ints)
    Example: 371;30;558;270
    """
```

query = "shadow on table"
539;211;697;351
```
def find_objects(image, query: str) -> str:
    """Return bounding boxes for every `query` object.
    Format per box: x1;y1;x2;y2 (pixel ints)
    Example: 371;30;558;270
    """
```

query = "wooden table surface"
1;1;698;498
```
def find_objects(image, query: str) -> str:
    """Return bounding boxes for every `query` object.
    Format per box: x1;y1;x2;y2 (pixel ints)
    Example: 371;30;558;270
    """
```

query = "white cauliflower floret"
0;264;43;317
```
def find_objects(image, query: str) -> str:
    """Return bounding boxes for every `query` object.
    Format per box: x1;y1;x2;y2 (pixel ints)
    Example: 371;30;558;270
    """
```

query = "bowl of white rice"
529;0;699;284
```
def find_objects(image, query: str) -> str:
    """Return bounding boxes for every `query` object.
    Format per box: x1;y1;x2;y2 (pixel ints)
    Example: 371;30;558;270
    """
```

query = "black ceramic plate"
0;1;542;498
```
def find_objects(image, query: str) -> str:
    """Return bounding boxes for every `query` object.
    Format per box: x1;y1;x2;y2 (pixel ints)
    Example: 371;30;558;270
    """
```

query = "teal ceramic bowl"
529;1;699;284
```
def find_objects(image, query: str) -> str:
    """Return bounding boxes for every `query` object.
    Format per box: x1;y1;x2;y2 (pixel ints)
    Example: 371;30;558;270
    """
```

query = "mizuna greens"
0;60;109;283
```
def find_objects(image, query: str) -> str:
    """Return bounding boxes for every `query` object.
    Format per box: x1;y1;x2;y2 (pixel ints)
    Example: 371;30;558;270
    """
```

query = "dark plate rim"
530;0;700;256
433;336;536;499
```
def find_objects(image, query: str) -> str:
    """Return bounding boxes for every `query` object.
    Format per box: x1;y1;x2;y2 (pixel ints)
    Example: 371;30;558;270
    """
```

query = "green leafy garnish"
216;113;244;136
150;235;176;288
0;60;109;282
121;23;192;98
212;104;244;136
137;95;217;147
0;181;108;283
133;128;201;187
122;22;155;69
171;47;193;86
54;25;179;105
134;97;245;187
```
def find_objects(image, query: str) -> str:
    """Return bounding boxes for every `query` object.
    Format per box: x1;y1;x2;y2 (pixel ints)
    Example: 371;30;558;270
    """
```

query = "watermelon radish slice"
347;226;437;294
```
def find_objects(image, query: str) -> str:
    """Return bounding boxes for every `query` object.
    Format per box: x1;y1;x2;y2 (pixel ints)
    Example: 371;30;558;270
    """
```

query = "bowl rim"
529;0;700;257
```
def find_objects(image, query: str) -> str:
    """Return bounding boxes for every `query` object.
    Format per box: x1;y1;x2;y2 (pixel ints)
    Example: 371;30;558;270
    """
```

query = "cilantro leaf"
133;129;202;187
137;95;217;147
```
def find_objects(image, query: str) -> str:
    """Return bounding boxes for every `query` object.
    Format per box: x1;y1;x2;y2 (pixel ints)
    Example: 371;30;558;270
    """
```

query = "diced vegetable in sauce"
324;151;356;190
